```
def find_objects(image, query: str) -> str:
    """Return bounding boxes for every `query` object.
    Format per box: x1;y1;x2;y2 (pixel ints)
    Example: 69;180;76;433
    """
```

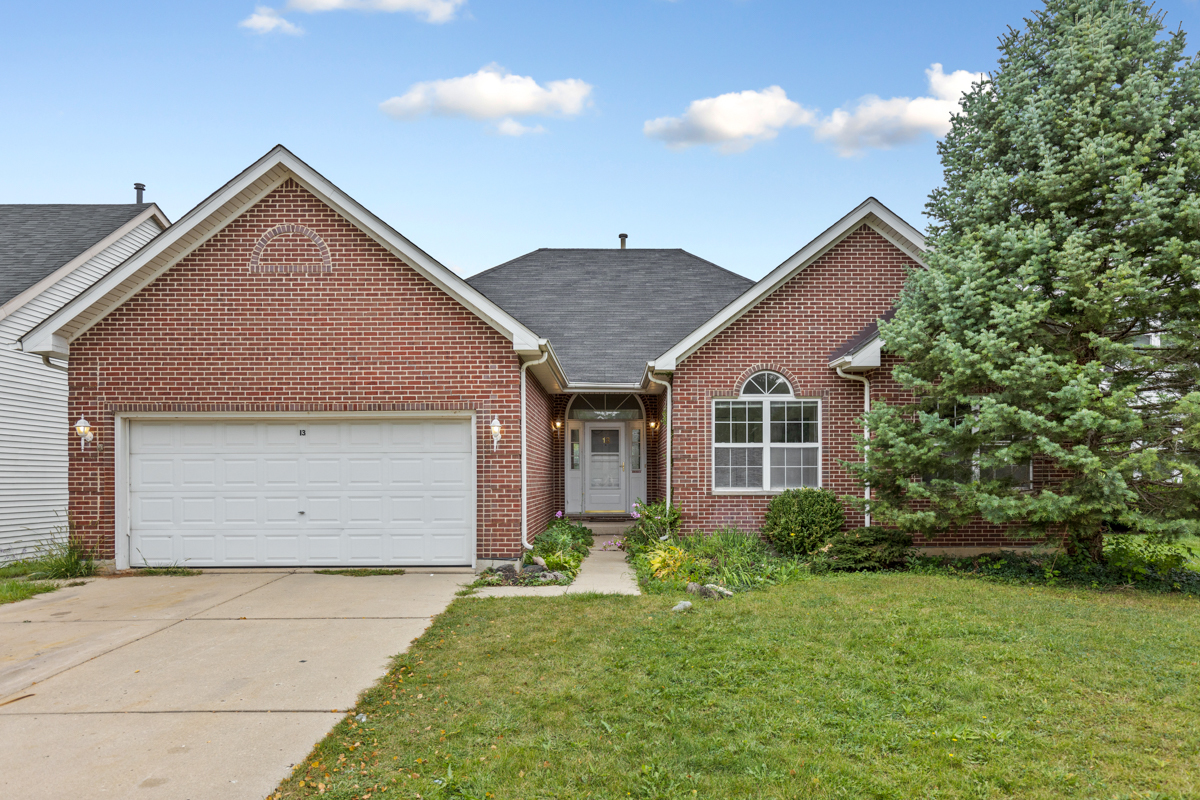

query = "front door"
584;423;625;513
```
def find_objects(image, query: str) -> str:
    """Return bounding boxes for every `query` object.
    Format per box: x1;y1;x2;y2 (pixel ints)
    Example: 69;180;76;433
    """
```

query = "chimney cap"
134;183;146;203
619;233;628;250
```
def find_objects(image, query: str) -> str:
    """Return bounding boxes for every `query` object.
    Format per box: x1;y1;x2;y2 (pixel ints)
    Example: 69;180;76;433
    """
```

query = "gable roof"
0;204;154;307
22;146;545;360
468;248;753;385
651;197;926;372
829;307;895;363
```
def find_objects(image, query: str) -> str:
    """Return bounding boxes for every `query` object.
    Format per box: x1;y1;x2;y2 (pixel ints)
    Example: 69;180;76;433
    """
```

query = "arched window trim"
739;371;794;397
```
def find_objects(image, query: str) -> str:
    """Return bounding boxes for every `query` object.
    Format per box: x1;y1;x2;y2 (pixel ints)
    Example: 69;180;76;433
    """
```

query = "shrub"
621;499;681;553
523;516;594;578
810;526;913;573
1106;535;1197;585
761;488;845;556
645;544;704;583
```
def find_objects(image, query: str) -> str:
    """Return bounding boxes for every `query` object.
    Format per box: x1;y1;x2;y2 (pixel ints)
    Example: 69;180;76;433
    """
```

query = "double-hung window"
713;371;820;491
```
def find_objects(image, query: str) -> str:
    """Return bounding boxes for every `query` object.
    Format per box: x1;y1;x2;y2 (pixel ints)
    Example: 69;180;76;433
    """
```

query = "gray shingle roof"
467;249;754;385
829;307;895;362
0;204;150;307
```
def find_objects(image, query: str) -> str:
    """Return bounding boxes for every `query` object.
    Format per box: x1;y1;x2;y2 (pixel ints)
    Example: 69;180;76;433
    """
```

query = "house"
19;145;1028;570
0;200;169;561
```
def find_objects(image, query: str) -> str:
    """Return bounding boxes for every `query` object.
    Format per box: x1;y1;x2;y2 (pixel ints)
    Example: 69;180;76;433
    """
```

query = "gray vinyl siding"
0;217;163;561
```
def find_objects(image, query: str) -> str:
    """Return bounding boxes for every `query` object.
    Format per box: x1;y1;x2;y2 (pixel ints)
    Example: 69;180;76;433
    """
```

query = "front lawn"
275;574;1198;799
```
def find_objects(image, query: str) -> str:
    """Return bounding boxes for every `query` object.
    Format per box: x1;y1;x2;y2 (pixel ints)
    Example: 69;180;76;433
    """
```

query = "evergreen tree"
854;0;1200;559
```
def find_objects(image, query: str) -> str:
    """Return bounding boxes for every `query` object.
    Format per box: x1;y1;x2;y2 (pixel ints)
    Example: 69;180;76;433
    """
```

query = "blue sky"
4;0;1200;279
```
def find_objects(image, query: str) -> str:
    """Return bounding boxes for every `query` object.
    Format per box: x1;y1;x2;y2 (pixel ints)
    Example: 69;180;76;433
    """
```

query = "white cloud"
643;86;815;153
495;118;546;137
380;65;593;122
239;6;303;34
812;64;984;156
287;0;467;24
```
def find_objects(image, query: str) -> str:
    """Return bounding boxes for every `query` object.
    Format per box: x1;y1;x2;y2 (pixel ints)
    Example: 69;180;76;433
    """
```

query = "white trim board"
22;145;544;358
651;197;926;372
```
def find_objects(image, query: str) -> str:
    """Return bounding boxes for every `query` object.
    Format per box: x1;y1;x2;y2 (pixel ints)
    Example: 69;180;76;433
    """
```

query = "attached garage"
123;416;476;568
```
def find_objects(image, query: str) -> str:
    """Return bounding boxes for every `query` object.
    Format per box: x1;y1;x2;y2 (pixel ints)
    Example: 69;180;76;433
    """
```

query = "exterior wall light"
490;416;503;451
553;419;563;429
75;417;94;450
649;420;658;429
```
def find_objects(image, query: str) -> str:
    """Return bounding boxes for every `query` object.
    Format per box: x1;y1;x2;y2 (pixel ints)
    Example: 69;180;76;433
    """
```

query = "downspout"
521;348;551;551
646;371;672;508
41;355;68;373
835;366;871;527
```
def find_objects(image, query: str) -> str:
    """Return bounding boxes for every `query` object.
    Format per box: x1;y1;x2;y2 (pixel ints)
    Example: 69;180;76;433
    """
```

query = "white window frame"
711;372;822;494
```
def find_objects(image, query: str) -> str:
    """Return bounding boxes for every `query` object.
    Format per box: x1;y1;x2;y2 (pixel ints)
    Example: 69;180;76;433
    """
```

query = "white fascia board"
22;145;541;356
24;330;68;358
1;204;169;326
653;197;926;371
829;335;884;371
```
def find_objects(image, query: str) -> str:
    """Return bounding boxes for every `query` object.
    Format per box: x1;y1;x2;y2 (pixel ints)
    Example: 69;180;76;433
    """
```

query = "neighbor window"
713;371;820;491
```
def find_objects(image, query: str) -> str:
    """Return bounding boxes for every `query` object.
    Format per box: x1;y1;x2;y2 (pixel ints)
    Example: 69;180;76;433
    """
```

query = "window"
631;428;642;472
568;394;643;420
570;429;580;470
714;372;820;491
922;401;1032;489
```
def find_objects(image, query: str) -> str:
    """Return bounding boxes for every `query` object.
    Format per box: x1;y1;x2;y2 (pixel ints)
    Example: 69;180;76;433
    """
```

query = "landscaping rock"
671;601;693;612
686;582;702;595
704;584;734;599
532;556;547;568
355;714;367;722
524;564;546;574
698;585;722;600
544;571;569;581
495;562;519;574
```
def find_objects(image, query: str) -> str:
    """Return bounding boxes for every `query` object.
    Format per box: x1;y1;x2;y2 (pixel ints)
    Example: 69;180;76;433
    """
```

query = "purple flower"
631;511;641;519
556;511;564;519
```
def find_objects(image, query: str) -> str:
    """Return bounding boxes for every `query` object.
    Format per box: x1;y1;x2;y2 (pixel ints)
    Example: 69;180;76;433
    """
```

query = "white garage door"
129;418;474;567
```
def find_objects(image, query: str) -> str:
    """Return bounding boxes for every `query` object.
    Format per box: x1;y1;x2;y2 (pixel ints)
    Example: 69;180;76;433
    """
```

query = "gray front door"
584;424;625;513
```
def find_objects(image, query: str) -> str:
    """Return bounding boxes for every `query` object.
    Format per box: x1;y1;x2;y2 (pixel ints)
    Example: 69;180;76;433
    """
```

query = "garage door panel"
431;422;470;449
135;497;175;526
429;456;469;487
130;419;474;567
348;458;385;486
181;459;217;487
307;458;342;486
305;497;342;523
221;535;259;563
180;423;217;448
222;459;258;486
181;497;217;524
265;497;300;523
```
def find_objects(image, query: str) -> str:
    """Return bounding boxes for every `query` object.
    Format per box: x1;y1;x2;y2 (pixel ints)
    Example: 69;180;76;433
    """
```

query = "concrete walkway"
473;525;640;598
0;570;466;800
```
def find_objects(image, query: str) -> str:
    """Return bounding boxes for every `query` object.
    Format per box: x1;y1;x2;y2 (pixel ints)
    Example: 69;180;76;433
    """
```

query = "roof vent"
134;183;145;204
619;233;628;250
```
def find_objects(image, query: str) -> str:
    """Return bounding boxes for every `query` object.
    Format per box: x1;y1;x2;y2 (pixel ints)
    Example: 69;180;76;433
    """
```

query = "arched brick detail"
250;223;333;273
730;363;803;396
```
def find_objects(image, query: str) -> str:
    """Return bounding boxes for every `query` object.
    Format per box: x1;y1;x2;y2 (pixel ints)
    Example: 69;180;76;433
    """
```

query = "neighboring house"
20;146;1027;570
0;201;168;561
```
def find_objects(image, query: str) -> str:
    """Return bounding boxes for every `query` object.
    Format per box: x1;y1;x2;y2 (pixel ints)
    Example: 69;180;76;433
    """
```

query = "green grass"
137;566;202;576
0;578;58;605
274;574;1200;799
313;568;408;577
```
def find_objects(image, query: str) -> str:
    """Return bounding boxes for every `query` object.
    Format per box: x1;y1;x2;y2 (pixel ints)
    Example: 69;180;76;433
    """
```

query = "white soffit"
22;146;542;357
651;198;925;372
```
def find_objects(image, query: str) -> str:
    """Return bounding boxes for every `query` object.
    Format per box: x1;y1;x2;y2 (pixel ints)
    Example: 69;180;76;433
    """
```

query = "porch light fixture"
553;419;563;429
490;416;503;451
75;417;94;450
649;420;658;429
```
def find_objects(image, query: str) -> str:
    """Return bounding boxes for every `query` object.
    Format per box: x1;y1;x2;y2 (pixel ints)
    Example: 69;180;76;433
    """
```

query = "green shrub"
761;488;844;556
1106;535;1196;584
522;516;593;578
621;499;682;553
631;527;809;593
810;526;913;573
20;534;98;580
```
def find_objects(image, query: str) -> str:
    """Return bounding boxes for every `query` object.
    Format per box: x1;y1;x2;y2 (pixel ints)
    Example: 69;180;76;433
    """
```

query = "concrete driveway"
0;570;467;800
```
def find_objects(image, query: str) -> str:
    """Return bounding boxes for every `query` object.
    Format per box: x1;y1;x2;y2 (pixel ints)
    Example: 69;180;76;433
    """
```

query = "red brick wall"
669;224;1044;547
68;179;531;561
526;375;557;542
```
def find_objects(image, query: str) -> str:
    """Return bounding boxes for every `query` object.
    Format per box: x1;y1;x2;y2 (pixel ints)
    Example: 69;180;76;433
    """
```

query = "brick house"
19;146;1019;570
